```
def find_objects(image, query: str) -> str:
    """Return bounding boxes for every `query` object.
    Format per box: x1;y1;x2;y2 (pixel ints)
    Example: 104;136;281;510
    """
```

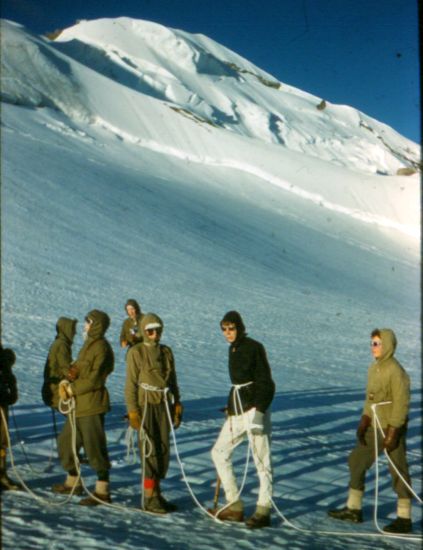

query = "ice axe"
212;476;221;511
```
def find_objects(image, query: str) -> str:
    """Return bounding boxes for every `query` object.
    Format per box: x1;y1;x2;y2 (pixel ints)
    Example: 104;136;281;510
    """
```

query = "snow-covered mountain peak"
1;17;419;177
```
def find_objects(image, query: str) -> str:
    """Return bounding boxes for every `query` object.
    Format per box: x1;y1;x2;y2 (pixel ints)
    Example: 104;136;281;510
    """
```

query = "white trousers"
211;408;272;508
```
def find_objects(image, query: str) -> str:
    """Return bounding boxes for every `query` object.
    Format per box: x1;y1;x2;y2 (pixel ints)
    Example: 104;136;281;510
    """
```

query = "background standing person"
125;313;182;514
42;317;78;410
0;344;20;491
53;310;114;505
211;311;275;529
328;328;413;534
120;299;144;349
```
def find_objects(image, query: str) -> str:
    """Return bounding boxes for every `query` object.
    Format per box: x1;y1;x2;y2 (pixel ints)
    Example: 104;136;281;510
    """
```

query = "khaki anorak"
125;313;180;412
70;310;114;418
362;329;410;429
42;317;77;409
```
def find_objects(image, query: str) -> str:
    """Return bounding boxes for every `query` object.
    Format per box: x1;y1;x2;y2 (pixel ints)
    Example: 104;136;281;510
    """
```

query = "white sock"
65;474;80;488
397;498;411;519
346;488;363;510
95;480;109;496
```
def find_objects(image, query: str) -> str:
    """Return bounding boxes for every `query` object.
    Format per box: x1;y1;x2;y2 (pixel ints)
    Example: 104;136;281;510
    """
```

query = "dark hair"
220;311;246;334
125;299;141;315
371;328;381;338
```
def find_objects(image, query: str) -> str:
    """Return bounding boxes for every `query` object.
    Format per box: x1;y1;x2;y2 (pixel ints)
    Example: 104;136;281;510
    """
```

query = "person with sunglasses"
125;312;182;514
210;311;275;529
328;328;413;533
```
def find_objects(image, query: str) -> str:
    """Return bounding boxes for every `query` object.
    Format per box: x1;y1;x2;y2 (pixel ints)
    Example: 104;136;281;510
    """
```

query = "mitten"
128;411;141;431
173;402;183;429
356;415;371;446
383;425;400;452
67;364;79;382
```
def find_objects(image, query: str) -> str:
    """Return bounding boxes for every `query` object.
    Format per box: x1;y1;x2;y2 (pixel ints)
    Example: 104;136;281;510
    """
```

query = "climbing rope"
2;392;421;542
9;406;56;475
1;404;80;506
234;397;422;542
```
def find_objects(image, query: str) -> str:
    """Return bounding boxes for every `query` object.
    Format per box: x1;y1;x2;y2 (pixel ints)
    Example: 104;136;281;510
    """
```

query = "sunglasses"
371;341;382;348
145;328;162;336
221;325;236;332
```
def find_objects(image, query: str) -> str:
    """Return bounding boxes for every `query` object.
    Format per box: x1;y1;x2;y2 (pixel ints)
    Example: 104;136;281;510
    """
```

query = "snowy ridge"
95;115;418;238
1;16;421;550
1;18;420;177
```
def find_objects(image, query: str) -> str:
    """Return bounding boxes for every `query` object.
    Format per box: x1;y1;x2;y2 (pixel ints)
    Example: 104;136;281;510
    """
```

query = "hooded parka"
124;313;180;483
42;317;77;409
362;329;410;429
125;313;179;409
70;310;114;418
221;311;275;415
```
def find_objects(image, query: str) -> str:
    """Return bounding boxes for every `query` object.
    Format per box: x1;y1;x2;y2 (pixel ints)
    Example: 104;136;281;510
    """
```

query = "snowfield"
0;17;421;549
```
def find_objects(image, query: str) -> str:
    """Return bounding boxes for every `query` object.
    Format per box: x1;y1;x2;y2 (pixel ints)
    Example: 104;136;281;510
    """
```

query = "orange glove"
173;402;183;430
128;411;141;430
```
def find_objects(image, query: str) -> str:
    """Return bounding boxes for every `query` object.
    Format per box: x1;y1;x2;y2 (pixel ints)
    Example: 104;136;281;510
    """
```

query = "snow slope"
0;17;421;550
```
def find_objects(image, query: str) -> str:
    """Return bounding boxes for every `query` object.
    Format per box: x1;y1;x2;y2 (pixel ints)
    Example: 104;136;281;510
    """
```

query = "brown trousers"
348;426;412;498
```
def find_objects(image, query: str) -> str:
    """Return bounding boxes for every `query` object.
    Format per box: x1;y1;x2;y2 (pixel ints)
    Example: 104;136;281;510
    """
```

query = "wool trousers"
348;427;412;498
138;402;170;480
58;413;110;474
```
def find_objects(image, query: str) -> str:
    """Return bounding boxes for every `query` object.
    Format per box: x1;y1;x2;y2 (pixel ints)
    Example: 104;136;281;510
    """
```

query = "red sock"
144;478;156;490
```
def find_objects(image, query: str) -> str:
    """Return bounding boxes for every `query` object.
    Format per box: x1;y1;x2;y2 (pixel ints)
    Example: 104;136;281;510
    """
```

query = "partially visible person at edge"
42;317;78;410
53;310;114;505
328;328;413;534
0;344;20;491
120;299;144;349
210;311;275;529
125;313;183;514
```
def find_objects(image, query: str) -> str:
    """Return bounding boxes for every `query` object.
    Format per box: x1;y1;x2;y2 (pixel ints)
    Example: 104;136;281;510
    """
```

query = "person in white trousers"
210;311;275;529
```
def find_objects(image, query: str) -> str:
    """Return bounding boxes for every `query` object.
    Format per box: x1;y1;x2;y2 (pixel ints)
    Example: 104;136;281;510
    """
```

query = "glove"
66;364;79;382
128;411;141;431
250;410;265;435
58;381;72;400
173;402;183;430
356;414;371;446
383;425;400;452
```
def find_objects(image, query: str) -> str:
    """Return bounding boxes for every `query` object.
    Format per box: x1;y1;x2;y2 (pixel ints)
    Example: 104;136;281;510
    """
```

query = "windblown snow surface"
0;17;421;550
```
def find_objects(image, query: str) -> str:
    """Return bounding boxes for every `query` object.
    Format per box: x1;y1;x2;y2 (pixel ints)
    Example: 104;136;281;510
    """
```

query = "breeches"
348;427;412;498
58;413;110;473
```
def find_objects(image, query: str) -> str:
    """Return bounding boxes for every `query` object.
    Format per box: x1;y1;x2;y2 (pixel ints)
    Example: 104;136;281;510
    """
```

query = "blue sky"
1;0;420;142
